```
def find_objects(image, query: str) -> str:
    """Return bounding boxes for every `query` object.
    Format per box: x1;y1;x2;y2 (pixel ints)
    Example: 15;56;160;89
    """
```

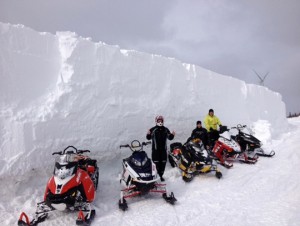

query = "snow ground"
1;117;299;226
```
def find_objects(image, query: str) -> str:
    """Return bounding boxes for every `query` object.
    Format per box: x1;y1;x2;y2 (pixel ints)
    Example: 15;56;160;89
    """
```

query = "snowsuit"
146;126;174;177
191;127;208;147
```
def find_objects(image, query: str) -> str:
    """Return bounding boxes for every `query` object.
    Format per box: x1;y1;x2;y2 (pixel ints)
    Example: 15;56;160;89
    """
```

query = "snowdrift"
0;22;287;176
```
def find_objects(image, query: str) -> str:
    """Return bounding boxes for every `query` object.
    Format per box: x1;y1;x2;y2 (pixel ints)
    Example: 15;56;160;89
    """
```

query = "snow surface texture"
0;22;287;177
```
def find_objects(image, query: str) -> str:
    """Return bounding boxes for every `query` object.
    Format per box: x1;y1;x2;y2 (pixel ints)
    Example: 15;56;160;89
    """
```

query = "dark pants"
152;150;167;177
153;160;167;177
208;130;219;147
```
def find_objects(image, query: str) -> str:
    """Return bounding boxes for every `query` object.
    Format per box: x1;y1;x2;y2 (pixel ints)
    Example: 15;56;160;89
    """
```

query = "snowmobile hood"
54;162;77;180
130;151;149;167
218;137;241;152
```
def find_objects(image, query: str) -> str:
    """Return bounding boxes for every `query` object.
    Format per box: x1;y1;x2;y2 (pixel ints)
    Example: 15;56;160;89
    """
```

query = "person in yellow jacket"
204;109;222;131
204;109;222;147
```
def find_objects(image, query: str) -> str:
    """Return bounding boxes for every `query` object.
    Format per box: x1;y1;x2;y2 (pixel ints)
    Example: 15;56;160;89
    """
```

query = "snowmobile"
209;126;258;168
231;124;275;157
118;140;176;211
168;138;222;182
18;146;99;226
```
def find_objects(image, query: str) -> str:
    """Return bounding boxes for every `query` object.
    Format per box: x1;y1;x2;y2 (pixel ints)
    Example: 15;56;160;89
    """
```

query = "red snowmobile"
209;126;258;168
18;146;99;226
118;140;176;211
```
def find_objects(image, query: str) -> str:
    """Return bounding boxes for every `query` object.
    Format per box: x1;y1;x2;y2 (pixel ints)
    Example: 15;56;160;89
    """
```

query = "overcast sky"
1;0;299;114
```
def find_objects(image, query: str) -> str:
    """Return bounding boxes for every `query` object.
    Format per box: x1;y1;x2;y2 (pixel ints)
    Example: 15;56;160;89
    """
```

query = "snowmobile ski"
118;198;128;211
219;161;233;169
18;211;48;226
76;209;96;226
162;192;177;205
254;148;275;157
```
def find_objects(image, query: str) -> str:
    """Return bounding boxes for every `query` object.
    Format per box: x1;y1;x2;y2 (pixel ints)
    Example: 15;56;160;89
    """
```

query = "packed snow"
0;22;298;226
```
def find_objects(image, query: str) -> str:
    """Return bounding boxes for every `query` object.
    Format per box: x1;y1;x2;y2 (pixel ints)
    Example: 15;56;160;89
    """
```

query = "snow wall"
0;22;287;176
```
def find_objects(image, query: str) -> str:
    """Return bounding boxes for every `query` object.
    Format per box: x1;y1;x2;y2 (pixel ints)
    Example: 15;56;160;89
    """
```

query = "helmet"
155;115;164;126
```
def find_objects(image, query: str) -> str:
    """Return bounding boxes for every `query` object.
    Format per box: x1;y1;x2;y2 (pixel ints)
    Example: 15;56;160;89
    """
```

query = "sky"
0;0;299;114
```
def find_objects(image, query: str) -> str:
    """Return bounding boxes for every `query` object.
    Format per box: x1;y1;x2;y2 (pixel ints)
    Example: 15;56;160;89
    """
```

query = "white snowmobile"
231;124;275;157
118;140;176;211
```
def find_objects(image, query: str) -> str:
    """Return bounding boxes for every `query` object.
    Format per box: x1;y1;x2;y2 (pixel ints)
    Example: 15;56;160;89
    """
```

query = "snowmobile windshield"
55;153;77;164
54;154;77;180
188;139;204;152
220;131;231;140
131;151;149;167
240;126;253;135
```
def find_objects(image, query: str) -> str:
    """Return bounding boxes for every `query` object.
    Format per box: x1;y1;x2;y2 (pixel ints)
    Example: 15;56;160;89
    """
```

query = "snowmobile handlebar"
77;150;90;154
52;146;91;155
119;140;151;151
231;124;247;131
142;141;151;146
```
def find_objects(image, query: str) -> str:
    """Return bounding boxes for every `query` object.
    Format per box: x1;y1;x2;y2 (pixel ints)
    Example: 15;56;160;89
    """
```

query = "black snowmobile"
168;138;222;182
118;140;176;211
231;124;275;157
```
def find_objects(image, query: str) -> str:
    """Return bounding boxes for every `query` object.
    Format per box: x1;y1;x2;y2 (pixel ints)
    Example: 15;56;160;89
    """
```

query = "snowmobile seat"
219;125;228;134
